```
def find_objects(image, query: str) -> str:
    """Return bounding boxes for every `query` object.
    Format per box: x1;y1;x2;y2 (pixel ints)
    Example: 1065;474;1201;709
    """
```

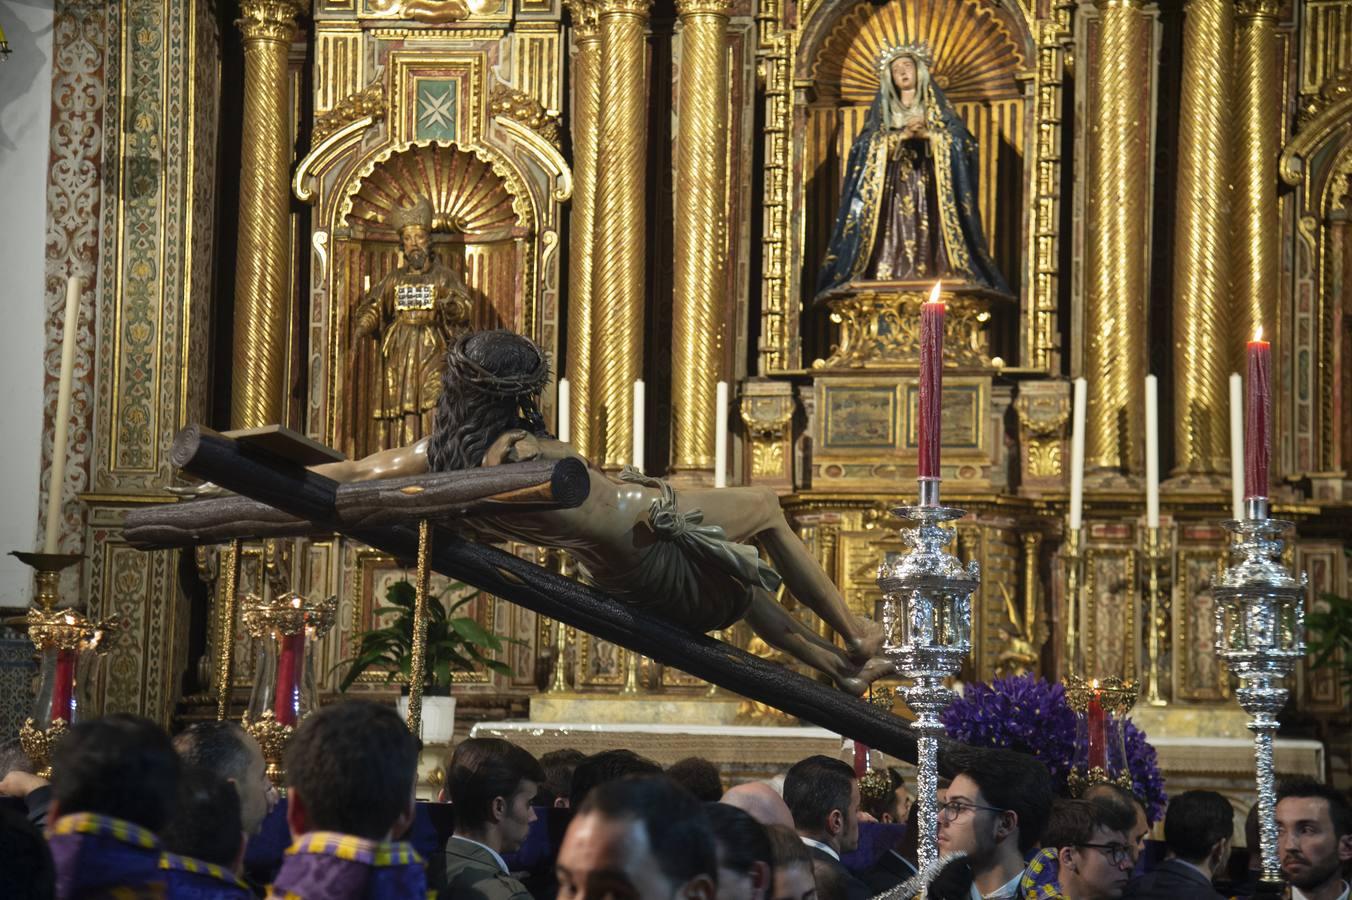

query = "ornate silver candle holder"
1212;496;1306;885
876;478;979;871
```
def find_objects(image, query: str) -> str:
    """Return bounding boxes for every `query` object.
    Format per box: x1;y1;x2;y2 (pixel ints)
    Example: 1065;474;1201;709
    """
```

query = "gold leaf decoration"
344;141;529;238
813;0;1027;104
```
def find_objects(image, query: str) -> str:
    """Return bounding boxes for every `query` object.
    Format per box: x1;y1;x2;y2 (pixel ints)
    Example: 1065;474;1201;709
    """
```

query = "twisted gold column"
1084;0;1151;475
670;0;732;474
590;0;650;469
1234;0;1280;355
1171;0;1235;477
566;0;602;459
232;0;303;429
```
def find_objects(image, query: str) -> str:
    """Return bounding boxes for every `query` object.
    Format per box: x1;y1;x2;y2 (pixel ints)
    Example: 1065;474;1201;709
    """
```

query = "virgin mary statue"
815;45;1009;298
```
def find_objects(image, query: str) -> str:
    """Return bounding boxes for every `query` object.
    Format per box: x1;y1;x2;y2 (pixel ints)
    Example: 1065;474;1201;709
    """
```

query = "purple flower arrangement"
941;673;1167;822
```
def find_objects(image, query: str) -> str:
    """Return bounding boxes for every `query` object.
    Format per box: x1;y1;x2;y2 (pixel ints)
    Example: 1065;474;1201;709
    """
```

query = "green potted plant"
339;579;514;743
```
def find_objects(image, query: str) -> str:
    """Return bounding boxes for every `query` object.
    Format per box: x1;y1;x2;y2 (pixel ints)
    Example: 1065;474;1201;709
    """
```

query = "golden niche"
342;142;527;456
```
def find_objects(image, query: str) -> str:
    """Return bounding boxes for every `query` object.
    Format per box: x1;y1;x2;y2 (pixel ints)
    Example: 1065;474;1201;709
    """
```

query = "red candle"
853;741;869;778
273;632;305;726
1087;690;1106;771
50;649;76;723
1245;329;1271;500
918;282;944;483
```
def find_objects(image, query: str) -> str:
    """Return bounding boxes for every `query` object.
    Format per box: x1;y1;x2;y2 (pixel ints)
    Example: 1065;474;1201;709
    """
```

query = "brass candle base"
244;709;295;788
19;717;70;779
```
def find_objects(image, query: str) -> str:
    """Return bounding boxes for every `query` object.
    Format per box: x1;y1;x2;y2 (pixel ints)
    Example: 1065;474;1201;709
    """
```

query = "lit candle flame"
927;281;943;305
1253;326;1264;343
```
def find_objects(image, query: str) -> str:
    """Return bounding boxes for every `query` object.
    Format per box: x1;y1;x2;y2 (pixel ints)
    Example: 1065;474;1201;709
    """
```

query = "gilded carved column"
1171;0;1235;477
231;0;303;429
590;0;651;468
1084;0;1151;476
566;0;602;459
1233;0;1280;352
670;0;732;474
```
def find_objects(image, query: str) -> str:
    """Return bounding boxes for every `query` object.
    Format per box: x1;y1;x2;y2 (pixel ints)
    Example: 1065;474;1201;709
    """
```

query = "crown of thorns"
447;332;551;397
877;41;932;73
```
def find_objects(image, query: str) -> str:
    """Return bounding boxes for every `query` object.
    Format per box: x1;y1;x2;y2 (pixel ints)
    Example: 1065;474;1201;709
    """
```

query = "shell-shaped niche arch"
813;0;1028;104
342;140;533;237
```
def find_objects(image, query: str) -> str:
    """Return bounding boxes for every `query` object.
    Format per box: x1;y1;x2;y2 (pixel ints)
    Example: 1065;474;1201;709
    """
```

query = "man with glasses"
936;748;1054;900
1023;798;1138;900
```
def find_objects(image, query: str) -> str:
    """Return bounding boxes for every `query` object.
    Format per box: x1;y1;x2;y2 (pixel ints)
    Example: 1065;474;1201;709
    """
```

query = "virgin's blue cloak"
815;80;1010;300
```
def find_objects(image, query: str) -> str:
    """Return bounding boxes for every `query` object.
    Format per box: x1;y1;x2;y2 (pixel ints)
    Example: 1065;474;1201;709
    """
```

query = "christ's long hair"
427;330;551;472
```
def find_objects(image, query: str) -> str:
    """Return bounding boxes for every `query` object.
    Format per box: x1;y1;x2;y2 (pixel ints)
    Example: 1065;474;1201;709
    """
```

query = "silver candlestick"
877;477;979;872
1212;496;1306;885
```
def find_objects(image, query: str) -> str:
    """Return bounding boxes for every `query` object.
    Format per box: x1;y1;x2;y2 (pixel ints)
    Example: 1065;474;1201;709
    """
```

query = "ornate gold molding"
566;0;602;35
675;0;732;15
313;83;386;144
817;288;1002;370
236;0;305;44
1015;386;1071;481
596;0;650;16
1284;69;1352;183
490;84;562;149
1234;0;1279;18
740;386;796;484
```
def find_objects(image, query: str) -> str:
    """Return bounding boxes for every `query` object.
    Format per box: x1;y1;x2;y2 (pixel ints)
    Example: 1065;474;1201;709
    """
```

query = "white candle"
557;378;571;444
714;382;729;488
1229;372;1244;520
363;274;371;294
1145;374;1160;529
1069;377;1087;531
44;276;82;554
632;380;645;472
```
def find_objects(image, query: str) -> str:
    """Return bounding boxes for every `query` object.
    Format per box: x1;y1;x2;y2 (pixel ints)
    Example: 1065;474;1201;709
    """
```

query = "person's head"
764;824;815;900
669;758;725;804
938;747;1053;866
162;766;245;871
707;803;774;900
399;225;431;270
446;737;545;853
1083;782;1150;853
890;55;917;93
173;720;275;834
812;858;848;900
1163;790;1233;871
568;749;663;809
0;738;35;778
722;781;795;829
1275;777;1352;894
557;775;716;900
860;767;911;824
0;805;55;900
283;700;420;841
783;755;860;854
540;748;586;808
430;330;552;472
390;197;434;271
1043;798;1137;900
49;714;180;831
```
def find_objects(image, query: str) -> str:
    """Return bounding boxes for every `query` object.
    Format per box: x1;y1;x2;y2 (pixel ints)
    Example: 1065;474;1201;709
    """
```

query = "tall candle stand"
876;478;978;871
1143;526;1168;706
10;552;122;777
1212;496;1305;886
1063;527;1084;673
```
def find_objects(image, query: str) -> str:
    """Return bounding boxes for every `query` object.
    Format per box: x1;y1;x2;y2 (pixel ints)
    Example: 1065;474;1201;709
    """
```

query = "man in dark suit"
784;755;872;900
1125;790;1232;900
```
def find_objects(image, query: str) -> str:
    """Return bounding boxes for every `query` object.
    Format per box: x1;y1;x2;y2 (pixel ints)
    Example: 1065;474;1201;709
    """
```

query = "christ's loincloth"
586;469;783;632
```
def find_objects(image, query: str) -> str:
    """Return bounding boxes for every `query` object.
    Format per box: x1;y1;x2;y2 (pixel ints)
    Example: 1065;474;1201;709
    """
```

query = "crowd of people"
0;700;1349;900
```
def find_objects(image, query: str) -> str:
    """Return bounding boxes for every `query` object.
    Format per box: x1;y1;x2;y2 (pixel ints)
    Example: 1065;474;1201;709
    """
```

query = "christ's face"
891;56;917;92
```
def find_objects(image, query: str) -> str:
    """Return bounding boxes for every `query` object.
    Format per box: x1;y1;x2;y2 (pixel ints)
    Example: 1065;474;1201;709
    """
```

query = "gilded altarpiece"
34;0;222;720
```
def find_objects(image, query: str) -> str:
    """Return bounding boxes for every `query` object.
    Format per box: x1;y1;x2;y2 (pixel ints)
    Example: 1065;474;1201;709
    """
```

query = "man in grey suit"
1125;790;1232;900
434;737;545;900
